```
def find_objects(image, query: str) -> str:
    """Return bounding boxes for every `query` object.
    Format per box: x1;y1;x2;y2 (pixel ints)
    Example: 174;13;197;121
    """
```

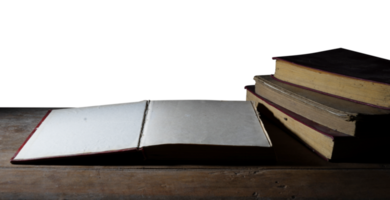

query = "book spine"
137;98;151;161
137;100;150;160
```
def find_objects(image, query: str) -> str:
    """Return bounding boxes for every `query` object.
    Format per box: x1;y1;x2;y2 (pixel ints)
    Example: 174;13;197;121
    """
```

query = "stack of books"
246;48;390;162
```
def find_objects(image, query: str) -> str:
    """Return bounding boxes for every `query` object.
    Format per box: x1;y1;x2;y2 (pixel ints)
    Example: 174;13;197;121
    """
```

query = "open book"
11;100;274;164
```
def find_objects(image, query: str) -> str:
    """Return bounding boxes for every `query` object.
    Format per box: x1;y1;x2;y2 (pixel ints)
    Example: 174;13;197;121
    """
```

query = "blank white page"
14;101;147;160
140;100;271;147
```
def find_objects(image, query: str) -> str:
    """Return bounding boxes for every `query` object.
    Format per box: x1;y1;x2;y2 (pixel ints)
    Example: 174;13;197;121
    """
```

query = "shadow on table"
12;150;277;166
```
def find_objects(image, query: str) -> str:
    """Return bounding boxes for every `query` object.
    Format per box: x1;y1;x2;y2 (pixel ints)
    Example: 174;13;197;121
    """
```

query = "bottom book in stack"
245;85;390;162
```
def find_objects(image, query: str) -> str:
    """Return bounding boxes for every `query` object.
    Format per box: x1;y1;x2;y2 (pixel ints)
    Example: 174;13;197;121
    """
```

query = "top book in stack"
273;48;390;109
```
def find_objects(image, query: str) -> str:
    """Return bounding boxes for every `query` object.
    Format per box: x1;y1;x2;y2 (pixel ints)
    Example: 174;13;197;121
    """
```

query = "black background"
0;7;390;105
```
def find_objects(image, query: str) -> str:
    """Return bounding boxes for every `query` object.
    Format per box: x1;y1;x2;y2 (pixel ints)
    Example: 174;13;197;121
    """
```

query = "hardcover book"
246;85;390;162
11;100;274;164
273;48;390;108
254;75;390;136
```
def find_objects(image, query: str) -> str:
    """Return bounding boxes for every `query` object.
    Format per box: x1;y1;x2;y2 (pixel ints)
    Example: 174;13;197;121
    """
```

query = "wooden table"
1;108;389;199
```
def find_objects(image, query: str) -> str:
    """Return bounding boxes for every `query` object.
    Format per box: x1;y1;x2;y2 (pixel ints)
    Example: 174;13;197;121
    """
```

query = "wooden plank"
0;167;390;199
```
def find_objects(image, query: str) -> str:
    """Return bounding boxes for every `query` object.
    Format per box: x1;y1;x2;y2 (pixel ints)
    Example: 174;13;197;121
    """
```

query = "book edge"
249;101;273;147
10;147;138;164
245;86;331;161
270;75;390;110
10;110;52;163
244;85;352;138
254;75;356;119
273;57;390;87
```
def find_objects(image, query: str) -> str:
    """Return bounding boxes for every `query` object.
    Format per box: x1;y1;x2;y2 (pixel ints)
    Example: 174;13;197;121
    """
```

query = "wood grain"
1;167;390;199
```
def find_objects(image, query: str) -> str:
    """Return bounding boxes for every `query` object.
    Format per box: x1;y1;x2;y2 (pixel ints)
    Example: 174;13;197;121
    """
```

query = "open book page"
140;100;271;148
13;101;147;161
